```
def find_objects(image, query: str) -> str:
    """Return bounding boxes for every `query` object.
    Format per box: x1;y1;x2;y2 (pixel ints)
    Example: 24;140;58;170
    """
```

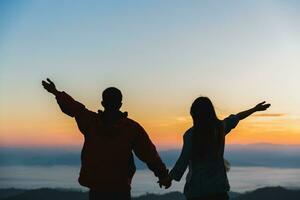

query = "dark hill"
1;187;300;200
235;186;300;200
0;189;184;200
0;189;26;199
135;192;184;200
1;189;87;200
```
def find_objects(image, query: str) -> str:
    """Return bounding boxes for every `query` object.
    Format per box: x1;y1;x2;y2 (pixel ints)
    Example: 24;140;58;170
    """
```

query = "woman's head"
190;97;218;127
190;97;223;160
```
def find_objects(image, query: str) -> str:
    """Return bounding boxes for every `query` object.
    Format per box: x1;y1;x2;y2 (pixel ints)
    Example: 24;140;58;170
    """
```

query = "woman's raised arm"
237;101;271;120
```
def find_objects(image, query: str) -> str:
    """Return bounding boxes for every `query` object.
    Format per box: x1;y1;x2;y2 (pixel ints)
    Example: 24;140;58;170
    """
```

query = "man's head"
101;87;122;111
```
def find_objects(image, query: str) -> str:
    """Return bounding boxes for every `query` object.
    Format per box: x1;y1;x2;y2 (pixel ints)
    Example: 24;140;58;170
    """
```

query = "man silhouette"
42;78;169;200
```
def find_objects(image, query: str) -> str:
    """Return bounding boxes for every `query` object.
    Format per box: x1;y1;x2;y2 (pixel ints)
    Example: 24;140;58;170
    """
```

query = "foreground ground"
0;186;300;200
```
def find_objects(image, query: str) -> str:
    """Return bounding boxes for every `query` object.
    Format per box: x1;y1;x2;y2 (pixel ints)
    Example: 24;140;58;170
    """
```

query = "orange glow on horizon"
1;113;300;149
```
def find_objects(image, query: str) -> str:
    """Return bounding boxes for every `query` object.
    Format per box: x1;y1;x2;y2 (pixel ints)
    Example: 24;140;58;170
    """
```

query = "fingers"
256;102;271;111
264;104;271;110
257;101;270;107
257;101;265;106
158;179;172;189
47;78;54;85
42;80;49;88
165;183;171;189
261;103;271;108
46;78;51;83
157;181;162;188
157;180;171;189
260;101;266;105
42;79;50;86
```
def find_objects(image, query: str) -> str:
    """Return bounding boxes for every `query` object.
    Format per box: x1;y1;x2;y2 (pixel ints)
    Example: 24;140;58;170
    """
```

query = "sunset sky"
1;0;300;150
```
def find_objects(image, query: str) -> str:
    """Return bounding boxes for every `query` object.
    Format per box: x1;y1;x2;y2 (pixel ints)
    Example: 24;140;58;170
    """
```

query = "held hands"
42;78;58;95
158;175;172;189
253;101;271;112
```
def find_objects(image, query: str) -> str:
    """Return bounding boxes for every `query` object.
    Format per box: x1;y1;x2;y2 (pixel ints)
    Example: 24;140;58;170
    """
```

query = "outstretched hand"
158;175;172;189
42;78;58;95
253;101;271;112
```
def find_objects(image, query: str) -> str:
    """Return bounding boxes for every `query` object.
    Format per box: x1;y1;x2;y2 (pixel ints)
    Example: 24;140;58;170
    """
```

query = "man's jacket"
55;92;168;192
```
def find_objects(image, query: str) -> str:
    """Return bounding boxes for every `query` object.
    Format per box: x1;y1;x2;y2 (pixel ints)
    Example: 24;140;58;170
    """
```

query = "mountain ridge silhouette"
1;187;300;200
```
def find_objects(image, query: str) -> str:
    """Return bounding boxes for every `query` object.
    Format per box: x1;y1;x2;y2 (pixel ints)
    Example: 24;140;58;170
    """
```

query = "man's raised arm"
42;78;85;118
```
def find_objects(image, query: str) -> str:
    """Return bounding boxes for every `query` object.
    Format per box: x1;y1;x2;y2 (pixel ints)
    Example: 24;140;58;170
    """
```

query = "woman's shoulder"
222;114;240;133
183;127;194;139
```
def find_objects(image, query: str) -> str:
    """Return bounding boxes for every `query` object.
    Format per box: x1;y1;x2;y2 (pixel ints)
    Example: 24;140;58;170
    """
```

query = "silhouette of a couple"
42;79;270;200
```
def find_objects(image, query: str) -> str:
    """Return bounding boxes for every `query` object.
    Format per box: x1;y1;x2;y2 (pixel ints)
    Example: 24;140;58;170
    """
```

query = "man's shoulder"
124;118;143;128
85;109;98;118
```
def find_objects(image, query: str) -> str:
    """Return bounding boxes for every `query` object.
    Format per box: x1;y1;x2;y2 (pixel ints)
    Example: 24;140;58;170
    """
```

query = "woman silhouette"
159;97;270;200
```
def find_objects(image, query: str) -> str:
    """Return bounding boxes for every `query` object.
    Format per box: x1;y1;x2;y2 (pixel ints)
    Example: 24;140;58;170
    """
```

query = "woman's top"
169;115;239;198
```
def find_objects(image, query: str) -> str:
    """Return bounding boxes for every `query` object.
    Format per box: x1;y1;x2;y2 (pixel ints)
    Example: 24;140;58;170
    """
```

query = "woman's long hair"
190;97;223;161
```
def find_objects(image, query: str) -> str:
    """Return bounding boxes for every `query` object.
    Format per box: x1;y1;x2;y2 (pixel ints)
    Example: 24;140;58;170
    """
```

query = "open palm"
254;101;271;111
42;78;57;94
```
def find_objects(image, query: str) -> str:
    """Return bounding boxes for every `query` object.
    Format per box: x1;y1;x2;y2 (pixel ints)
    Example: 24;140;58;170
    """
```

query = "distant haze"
1;143;300;168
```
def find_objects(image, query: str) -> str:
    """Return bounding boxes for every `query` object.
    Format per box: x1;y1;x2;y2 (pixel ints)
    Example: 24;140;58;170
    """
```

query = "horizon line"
1;142;300;151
